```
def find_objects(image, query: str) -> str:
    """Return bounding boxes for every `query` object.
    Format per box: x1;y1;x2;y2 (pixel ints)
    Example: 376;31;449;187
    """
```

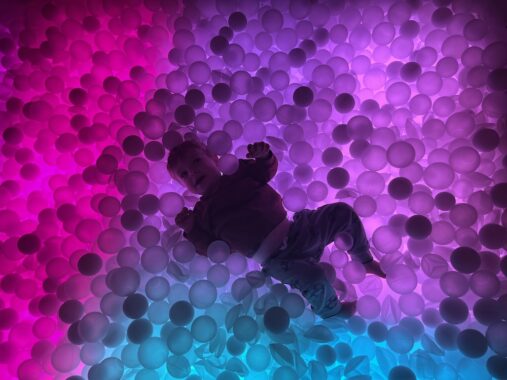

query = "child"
167;137;385;319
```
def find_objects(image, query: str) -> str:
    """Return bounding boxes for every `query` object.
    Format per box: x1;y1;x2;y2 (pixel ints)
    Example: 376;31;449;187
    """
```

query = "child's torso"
251;217;292;264
196;173;288;256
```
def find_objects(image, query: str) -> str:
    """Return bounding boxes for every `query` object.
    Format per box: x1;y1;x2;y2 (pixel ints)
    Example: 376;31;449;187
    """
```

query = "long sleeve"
241;150;278;184
182;221;215;256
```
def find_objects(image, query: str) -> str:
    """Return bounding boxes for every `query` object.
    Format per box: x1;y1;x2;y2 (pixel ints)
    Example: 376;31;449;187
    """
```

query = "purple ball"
404;215;432;240
450;247;480;274
439;297;469;324
470;270;500;298
486;322;507;356
387;141;416;168
435;192;456;210
386;264;417;294
334;93;355;113
440;271;469;297
449;203;478;228
388;177;413;200
327;168;350;189
400;62;421;82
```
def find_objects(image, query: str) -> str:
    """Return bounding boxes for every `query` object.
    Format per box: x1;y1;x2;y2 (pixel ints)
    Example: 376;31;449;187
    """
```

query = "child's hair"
166;138;218;181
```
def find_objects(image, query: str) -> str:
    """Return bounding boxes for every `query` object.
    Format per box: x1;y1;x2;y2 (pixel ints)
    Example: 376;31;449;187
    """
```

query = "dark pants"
261;202;373;318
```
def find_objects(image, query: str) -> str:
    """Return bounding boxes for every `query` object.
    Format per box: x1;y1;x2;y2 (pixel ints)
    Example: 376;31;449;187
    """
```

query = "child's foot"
363;260;386;278
316;300;357;319
336;300;356;319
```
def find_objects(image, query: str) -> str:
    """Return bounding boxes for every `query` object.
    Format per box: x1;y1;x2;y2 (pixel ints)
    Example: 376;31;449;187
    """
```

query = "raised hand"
246;142;271;159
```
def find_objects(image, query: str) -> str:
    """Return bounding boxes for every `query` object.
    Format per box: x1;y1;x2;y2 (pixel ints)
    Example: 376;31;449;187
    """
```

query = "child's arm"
176;207;214;256
183;222;215;257
242;142;278;184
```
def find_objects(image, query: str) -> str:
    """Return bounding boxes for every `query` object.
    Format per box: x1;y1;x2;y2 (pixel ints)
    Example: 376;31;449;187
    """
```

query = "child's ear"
208;152;219;164
176;176;185;186
171;173;183;186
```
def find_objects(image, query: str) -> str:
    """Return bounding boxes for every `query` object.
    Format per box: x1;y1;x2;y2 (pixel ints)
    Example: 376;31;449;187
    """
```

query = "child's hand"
246;142;271;159
175;207;196;231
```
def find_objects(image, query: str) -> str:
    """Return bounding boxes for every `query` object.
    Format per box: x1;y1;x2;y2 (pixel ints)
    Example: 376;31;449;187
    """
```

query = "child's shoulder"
237;158;256;170
221;159;252;177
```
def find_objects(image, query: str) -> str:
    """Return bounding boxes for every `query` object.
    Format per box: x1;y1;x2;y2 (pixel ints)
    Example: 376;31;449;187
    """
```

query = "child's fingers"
246;142;270;158
176;208;190;220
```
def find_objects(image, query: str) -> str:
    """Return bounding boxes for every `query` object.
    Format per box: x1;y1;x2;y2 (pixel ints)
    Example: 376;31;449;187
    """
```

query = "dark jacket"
183;150;287;256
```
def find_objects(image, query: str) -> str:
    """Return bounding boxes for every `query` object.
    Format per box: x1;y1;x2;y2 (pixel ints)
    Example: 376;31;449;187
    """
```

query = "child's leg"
262;257;342;318
310;202;373;264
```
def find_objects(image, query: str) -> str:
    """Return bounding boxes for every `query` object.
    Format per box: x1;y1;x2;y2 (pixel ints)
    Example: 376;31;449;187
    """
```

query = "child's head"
167;139;221;195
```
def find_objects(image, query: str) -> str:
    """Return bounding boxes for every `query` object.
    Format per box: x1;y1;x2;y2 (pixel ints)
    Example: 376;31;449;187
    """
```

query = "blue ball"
138;337;168;369
216;371;240;380
233;315;258;341
368;321;388;342
246;344;270;371
264;306;289;334
316;344;337;366
191;315;217;342
387;326;414;354
335;342;352;362
121;343;140;368
147;301;170;324
127;319;152;344
389;366;416;380
273;366;298;380
166;355;190;378
88;357;124;380
169;301;194;326
135;369;158;380
145;276;170;301
226;336;246;356
166;327;193;355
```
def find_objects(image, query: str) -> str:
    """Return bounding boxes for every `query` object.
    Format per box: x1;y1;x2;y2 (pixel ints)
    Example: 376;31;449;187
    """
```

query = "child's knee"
334;201;353;213
322;202;352;219
292;266;326;289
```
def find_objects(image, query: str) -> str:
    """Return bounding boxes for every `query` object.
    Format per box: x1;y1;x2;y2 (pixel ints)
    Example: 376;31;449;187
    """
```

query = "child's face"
173;148;222;195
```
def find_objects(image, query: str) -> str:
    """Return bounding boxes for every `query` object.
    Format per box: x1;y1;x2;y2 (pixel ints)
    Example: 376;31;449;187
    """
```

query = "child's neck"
201;176;221;197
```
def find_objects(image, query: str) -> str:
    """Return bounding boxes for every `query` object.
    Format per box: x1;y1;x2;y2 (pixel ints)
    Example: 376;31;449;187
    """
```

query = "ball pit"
0;0;507;379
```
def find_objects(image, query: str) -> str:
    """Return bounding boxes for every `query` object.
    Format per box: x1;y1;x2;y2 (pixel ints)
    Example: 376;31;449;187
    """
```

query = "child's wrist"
184;222;195;232
257;150;272;159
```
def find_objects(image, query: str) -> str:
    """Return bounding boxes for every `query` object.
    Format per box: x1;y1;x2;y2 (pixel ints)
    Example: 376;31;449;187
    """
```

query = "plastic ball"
264;306;289;334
